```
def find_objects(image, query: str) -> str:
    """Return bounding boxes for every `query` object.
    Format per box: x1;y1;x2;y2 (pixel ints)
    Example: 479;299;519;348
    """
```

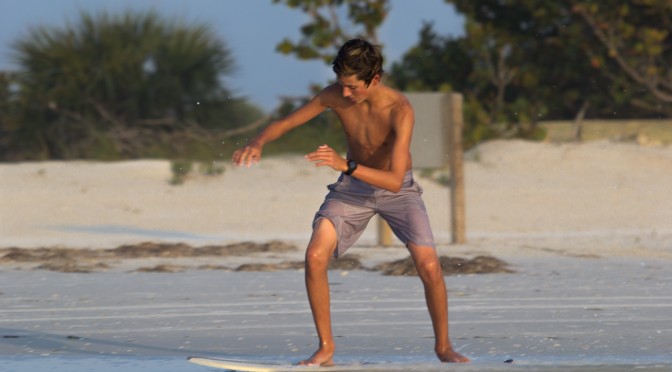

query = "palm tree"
11;10;256;159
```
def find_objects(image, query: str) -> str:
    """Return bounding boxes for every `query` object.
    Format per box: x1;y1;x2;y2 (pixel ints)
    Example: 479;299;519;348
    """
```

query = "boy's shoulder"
316;83;349;108
320;82;341;96
385;87;413;114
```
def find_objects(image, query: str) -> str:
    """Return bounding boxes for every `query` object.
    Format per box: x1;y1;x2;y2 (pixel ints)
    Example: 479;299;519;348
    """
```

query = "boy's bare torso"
321;83;413;172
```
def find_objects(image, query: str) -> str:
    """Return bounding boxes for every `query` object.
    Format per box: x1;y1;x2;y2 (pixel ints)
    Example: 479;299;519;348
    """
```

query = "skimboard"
187;356;439;371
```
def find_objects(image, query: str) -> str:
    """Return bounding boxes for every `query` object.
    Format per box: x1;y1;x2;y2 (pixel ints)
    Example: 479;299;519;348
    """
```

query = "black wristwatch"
344;159;358;175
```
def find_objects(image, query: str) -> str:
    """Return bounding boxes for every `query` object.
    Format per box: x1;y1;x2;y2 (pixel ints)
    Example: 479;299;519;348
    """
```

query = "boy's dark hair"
332;39;384;86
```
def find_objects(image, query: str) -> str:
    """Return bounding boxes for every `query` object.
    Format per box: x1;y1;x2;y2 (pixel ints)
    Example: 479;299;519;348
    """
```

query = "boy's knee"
305;218;338;269
305;249;331;269
416;258;443;282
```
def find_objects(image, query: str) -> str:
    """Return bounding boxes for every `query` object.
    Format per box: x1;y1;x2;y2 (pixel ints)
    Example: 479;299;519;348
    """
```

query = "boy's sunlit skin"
232;39;469;366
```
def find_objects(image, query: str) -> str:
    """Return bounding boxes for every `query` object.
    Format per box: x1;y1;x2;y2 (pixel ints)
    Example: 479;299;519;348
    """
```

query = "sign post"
447;93;466;244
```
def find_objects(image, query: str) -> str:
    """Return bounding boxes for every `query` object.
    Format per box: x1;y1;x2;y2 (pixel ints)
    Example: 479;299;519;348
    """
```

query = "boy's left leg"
407;243;470;363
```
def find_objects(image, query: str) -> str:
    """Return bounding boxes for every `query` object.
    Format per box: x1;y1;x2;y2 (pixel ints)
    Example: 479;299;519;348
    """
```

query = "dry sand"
2;139;671;262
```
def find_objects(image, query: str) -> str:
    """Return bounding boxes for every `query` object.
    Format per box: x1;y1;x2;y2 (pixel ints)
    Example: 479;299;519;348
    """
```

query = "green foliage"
170;160;193;185
4;10;263;161
264;117;346;155
199;161;225;176
571;0;672;111
169;159;225;185
389;24;471;92
263;98;347;155
443;0;671;121
516;125;548;142
463;120;498;150
272;0;389;64
385;0;671;150
0;72;20;158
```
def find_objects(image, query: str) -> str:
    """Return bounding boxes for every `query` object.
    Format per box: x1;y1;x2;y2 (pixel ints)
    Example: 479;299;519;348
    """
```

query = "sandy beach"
1;139;671;262
1;139;672;370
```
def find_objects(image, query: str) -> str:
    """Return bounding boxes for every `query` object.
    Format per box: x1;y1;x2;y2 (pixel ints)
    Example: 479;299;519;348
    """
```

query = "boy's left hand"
305;144;347;172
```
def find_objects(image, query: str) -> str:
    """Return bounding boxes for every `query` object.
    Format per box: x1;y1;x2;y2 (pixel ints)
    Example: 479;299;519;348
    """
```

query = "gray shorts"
313;170;435;258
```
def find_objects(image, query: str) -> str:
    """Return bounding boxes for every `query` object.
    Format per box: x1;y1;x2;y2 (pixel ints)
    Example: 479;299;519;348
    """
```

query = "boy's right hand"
232;143;262;167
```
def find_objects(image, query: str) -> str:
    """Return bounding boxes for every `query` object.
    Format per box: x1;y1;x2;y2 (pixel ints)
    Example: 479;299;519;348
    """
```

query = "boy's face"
337;74;379;104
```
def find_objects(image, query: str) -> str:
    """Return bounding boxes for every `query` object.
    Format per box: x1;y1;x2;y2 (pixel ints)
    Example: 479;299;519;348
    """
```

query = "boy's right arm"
232;90;332;167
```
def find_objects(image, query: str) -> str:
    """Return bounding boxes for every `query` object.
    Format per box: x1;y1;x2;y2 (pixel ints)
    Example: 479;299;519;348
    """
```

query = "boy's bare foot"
436;346;470;363
298;344;335;366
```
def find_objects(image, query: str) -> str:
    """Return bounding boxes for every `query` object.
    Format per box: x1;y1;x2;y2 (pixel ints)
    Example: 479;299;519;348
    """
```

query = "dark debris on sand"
0;242;514;276
109;240;297;258
373;255;515;276
0;240;297;273
134;264;188;273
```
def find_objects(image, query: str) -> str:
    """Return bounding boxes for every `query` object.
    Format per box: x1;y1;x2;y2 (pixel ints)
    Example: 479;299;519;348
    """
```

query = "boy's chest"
336;109;394;145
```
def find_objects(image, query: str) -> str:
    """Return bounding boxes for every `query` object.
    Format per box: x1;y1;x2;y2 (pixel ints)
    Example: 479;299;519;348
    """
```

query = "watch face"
346;160;357;175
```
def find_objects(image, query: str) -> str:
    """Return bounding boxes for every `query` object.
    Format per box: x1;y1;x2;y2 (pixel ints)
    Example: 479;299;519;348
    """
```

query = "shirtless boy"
232;38;469;366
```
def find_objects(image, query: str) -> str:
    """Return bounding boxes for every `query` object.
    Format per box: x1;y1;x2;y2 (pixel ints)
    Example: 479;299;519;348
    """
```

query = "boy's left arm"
306;103;413;193
348;104;413;192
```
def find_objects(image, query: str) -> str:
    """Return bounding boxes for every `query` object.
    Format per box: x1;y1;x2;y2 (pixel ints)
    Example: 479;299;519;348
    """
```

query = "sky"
0;0;464;112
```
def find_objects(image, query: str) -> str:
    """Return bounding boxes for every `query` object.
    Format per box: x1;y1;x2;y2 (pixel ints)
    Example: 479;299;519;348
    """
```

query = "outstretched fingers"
232;146;261;167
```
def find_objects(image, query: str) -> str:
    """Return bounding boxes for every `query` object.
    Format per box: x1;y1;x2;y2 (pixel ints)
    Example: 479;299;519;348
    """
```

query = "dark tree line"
400;1;670;142
2;2;669;160
274;0;671;145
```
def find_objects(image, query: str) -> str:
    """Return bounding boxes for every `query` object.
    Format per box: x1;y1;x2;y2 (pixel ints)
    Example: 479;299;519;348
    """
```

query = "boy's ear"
370;74;381;87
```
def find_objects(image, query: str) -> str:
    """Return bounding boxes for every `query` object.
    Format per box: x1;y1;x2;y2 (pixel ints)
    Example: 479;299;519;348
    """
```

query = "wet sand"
1;256;670;371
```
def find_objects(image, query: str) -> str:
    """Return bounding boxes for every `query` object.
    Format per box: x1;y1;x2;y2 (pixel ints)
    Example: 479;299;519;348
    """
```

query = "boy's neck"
361;83;388;107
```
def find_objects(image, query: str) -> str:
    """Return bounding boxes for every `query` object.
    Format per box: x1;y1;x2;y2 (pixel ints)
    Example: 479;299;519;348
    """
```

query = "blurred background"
0;0;670;166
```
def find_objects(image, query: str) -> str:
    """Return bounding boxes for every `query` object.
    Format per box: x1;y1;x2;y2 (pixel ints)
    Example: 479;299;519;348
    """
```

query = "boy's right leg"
407;243;470;363
298;218;338;366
